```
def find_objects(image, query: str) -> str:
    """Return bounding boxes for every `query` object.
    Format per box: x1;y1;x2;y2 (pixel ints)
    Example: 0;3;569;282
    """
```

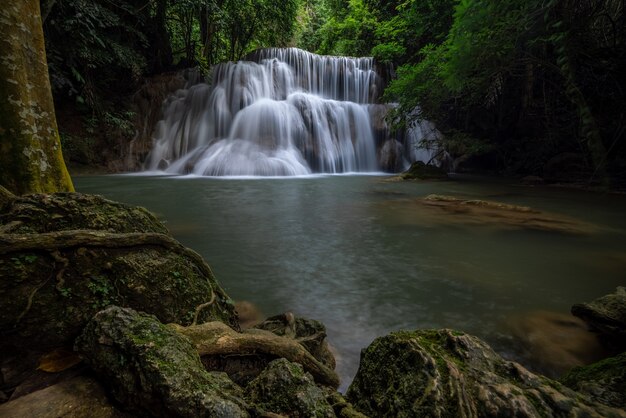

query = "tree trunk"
0;0;74;194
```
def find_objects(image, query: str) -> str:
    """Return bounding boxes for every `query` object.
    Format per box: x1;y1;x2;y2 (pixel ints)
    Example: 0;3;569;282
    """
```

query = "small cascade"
145;48;437;176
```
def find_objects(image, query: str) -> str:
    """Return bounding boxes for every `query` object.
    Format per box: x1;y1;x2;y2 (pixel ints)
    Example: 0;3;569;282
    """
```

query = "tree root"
50;250;69;291
170;321;340;389
0;230;225;319
0;185;14;204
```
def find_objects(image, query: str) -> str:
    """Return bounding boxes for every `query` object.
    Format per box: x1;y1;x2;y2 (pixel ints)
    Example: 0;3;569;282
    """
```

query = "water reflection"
76;175;626;391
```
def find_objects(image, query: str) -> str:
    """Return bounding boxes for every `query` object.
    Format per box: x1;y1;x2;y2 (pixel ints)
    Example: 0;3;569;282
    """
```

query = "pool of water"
75;174;626;391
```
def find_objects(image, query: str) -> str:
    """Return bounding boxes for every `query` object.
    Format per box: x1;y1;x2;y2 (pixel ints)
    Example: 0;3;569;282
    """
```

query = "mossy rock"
75;306;249;417
561;352;626;409
0;192;168;234
572;287;626;350
346;329;626;418
0;192;238;386
246;358;335;417
400;161;448;180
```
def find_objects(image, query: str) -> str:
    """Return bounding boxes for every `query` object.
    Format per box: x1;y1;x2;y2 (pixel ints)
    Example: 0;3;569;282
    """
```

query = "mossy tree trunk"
0;0;74;194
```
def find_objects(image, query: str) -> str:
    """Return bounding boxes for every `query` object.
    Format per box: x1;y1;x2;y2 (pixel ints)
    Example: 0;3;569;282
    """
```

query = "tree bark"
0;0;74;194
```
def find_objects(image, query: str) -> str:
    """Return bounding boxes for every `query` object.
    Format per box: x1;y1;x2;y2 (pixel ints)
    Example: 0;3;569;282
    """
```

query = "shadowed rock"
346;329;626;418
246;359;335;417
0;192;237;389
561;352;626;409
572;287;626;350
75;306;249;418
256;313;336;370
0;375;129;418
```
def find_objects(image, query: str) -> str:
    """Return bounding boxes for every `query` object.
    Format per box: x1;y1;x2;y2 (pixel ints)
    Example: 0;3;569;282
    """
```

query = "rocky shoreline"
1;188;625;417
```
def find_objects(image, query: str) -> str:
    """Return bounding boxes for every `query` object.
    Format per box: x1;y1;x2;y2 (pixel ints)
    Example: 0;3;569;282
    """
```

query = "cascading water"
145;48;436;176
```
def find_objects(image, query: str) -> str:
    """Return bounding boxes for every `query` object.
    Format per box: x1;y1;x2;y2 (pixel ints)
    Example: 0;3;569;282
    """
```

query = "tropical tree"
0;0;74;194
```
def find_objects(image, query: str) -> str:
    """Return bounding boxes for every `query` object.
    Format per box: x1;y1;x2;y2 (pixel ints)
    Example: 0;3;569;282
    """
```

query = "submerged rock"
561;352;626;409
381;194;597;234
246;358;335;417
571;286;626;350
346;329;626;418
0;192;237;363
506;310;608;377
75;306;249;418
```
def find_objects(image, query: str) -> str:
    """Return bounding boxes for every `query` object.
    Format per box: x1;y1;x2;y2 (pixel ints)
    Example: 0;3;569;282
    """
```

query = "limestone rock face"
0;193;238;356
561;352;626;409
75;306;249;418
572;287;626;349
246;358;335;418
346;329;626;418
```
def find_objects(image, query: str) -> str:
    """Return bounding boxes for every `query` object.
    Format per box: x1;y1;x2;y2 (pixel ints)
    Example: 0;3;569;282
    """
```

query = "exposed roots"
50;250;69;291
170;321;340;388
0;230;223;317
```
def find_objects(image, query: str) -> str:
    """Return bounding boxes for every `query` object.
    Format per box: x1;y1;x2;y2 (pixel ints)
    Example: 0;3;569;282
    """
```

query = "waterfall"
145;48;433;176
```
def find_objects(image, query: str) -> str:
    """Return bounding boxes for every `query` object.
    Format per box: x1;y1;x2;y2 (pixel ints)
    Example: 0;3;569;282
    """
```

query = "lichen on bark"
0;0;73;194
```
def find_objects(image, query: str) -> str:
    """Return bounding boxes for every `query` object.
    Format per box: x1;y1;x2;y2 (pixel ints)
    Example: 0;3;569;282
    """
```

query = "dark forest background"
42;0;626;186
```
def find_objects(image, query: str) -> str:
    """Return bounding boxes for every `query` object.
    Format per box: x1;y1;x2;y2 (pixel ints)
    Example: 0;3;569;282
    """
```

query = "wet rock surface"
246;358;335;417
346;329;626;418
572;286;626;350
75;306;249;418
561;352;626;409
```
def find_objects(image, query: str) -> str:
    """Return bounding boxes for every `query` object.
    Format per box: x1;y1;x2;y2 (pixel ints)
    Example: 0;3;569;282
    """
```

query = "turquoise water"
75;174;626;390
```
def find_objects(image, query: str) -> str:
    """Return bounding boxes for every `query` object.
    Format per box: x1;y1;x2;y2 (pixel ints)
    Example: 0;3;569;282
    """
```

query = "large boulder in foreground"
0;192;237;357
561;351;626;409
75;306;249;418
572;287;626;350
346;329;626;418
246;358;335;417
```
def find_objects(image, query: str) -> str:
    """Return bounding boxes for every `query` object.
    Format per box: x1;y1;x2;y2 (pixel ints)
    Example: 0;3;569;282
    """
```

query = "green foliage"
316;0;377;56
45;0;149;103
40;0;626;183
87;276;115;309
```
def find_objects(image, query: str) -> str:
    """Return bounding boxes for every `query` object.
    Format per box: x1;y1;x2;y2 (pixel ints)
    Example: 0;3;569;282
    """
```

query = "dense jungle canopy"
35;0;626;187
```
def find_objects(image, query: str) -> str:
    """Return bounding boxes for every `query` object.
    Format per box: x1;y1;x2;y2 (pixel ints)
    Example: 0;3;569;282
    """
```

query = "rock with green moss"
75;306;249;418
400;161;448;180
346;329;626;418
572;287;626;349
0;192;237;389
561;352;626;409
325;391;368;418
256;313;336;370
0;192;168;234
246;358;335;417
